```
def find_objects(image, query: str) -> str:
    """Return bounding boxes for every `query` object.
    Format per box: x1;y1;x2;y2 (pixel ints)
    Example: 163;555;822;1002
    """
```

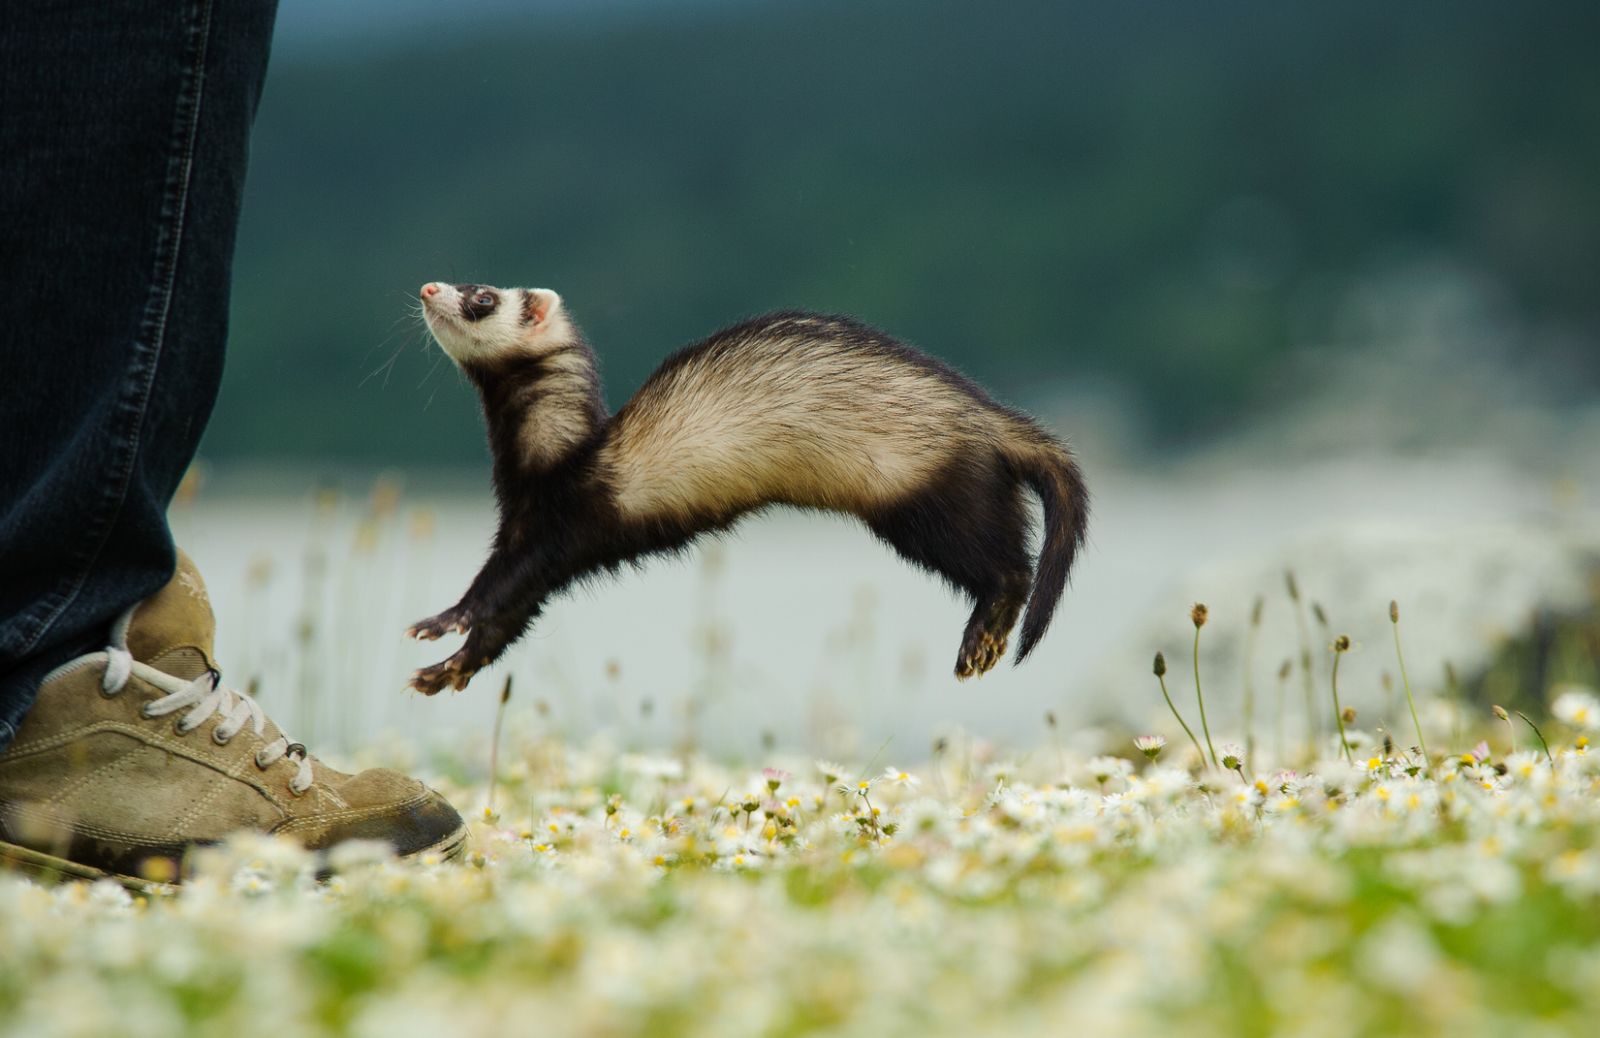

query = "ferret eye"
474;292;494;307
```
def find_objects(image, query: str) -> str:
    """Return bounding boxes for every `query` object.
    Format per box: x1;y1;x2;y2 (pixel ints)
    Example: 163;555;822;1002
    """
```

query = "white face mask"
420;283;567;367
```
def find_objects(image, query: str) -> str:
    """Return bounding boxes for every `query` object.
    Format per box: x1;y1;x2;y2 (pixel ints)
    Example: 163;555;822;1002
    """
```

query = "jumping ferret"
406;282;1089;695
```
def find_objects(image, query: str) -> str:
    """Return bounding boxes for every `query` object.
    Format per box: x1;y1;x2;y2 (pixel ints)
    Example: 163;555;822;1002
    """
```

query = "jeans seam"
9;0;215;659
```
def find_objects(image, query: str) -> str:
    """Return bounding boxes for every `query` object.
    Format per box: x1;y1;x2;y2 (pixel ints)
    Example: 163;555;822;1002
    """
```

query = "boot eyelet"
212;727;234;746
175;719;195;736
255;750;271;770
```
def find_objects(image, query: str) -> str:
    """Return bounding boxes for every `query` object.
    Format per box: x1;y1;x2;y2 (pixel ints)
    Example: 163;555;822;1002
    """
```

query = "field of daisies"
4;473;1599;1036
6;666;1600;1037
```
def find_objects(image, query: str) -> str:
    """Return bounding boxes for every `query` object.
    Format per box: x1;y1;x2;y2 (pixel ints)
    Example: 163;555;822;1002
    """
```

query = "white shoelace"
102;646;314;795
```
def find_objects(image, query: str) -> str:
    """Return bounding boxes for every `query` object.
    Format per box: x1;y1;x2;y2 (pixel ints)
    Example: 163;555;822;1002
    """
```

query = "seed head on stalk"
1190;605;1219;768
1276;658;1293;765
1389;600;1430;771
1494;704;1517;754
1330;635;1354;763
1286;570;1318;750
1244;595;1264;773
487;674;513;818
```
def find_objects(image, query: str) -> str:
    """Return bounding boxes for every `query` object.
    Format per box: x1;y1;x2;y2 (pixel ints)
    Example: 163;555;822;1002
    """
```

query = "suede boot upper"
0;552;464;882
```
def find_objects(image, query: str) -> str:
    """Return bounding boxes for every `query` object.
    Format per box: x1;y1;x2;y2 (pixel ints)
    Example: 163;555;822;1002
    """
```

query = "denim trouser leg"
0;0;280;751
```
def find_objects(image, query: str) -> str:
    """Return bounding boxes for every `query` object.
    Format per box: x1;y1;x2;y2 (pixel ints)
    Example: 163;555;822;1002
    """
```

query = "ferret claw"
954;630;1008;680
406;606;473;642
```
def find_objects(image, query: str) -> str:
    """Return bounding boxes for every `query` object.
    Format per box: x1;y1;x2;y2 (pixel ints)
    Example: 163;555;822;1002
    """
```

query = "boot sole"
0;821;470;894
0;839;140;889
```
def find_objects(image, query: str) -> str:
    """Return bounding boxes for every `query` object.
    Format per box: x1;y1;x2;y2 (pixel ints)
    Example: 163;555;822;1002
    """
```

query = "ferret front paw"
406;604;473;641
407;648;484;696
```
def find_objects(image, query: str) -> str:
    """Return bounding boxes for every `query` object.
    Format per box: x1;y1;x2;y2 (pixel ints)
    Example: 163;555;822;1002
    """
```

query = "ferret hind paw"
408;651;481;696
954;630;1008;681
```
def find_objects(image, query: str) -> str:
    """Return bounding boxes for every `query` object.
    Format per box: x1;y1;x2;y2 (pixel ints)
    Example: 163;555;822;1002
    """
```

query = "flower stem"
487;675;513;815
1516;711;1554;765
1331;651;1352;763
1244;597;1262;773
1287;572;1318;749
1390;606;1430;771
1156;663;1208;770
1194;627;1219;769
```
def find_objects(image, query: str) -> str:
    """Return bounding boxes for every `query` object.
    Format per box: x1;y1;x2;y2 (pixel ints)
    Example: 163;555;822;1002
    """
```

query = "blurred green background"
212;0;1600;467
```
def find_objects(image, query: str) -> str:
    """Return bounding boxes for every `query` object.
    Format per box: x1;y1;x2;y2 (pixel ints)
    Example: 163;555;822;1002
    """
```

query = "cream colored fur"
511;345;598;470
422;284;592;470
601;316;1006;523
422;284;569;367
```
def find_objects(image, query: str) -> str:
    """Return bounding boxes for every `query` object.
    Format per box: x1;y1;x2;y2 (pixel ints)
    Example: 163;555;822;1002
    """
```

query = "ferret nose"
420;282;440;299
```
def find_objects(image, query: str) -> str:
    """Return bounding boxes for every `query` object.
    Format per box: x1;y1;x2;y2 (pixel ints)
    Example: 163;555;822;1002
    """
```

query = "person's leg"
0;0;280;750
0;3;470;880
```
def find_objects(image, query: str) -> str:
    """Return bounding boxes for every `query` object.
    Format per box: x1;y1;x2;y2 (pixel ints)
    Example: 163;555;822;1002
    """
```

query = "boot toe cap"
284;769;466;859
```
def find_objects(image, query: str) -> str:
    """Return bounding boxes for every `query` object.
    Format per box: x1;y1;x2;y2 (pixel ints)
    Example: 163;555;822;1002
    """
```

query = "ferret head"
419;282;573;367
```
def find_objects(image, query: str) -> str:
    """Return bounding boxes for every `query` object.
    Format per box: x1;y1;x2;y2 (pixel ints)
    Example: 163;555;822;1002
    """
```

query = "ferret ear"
523;288;560;328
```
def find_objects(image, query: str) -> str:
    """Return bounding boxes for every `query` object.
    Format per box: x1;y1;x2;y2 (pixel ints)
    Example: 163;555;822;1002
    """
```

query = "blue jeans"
0;0;280;751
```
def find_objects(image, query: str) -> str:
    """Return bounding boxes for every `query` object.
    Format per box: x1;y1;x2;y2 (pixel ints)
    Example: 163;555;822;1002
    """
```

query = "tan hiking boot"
0;551;466;885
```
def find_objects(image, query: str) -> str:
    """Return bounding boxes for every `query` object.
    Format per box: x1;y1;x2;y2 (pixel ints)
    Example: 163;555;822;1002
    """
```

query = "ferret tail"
1007;429;1090;663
